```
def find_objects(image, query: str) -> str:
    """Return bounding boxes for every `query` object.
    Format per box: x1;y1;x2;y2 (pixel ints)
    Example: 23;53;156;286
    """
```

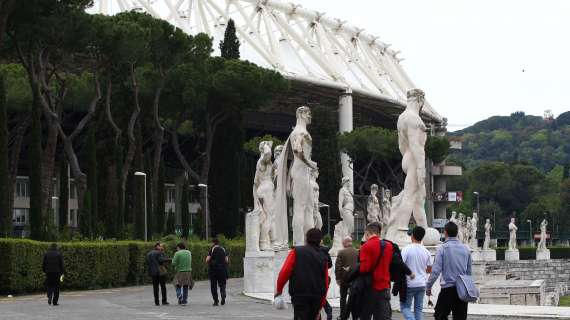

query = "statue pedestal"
471;249;483;261
536;249;550;260
243;251;275;295
481;249;497;261
505;249;520;261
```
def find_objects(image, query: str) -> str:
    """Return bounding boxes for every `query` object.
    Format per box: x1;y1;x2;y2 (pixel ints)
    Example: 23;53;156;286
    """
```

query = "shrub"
0;238;245;294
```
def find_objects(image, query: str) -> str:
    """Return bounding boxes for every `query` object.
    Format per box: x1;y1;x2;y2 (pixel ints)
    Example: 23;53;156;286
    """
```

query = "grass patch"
559;295;570;307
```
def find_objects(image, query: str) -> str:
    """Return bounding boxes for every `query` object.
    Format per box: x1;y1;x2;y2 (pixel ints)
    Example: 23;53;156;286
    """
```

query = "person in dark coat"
42;243;65;306
206;238;229;306
147;242;171;306
320;242;333;320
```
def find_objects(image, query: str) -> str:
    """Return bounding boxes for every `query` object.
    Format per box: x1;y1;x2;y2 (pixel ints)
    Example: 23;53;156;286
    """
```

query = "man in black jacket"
147;242;171;306
42;243;65;306
275;228;329;320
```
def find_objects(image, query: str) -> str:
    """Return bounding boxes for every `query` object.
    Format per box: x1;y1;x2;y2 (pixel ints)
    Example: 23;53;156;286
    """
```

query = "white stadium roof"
90;0;443;123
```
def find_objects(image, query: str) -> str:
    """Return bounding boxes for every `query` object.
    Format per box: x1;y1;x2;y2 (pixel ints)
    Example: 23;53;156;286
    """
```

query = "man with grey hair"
335;236;358;320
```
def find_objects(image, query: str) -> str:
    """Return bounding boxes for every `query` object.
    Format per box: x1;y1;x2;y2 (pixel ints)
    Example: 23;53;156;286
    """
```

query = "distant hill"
449;111;570;172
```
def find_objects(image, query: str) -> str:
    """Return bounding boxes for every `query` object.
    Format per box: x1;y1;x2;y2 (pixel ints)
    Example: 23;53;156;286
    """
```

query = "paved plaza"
2;278;568;320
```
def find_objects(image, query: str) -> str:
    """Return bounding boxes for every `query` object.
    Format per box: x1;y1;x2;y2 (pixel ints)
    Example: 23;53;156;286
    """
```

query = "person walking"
147;242;171;306
359;222;412;320
275;228;329;320
172;242;193;305
426;222;472;320
335;236;358;320
42;243;65;306
207;238;229;306
400;226;432;320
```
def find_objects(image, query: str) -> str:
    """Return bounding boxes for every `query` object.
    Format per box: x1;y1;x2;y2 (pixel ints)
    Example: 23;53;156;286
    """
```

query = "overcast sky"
301;0;570;130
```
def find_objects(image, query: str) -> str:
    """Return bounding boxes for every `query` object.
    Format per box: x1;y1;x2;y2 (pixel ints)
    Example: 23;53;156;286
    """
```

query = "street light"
134;172;147;242
51;196;59;227
473;192;480;214
198;183;209;241
527;219;533;247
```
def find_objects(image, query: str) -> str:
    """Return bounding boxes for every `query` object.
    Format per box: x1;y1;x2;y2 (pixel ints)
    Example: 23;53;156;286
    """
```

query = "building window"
15;181;29;198
12;208;29;226
166;188;176;203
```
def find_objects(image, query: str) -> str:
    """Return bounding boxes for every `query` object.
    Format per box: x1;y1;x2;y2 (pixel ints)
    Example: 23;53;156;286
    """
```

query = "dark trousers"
339;284;349;320
360;288;391;320
292;296;321;320
45;273;61;304
210;276;227;303
152;275;168;304
175;285;189;304
434;286;468;320
323;300;333;320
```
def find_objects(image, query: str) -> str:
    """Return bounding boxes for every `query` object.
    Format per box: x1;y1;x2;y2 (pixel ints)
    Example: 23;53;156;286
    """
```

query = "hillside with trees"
450;111;570;171
448;111;570;239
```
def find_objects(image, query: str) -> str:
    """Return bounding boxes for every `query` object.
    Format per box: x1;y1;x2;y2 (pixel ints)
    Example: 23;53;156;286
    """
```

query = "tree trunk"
0;75;9;236
29;89;43;240
151;85;164;237
120;64;141;219
41;122;58;217
8;116;29;222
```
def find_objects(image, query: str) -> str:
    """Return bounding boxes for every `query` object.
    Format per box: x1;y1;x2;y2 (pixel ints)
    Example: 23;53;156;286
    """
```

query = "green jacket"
172;249;192;272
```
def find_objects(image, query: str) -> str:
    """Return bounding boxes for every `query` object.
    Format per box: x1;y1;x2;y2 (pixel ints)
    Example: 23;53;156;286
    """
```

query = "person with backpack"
275;228;329;320
358;222;412;320
400;226;432;320
426;222;473;320
207;238;229;306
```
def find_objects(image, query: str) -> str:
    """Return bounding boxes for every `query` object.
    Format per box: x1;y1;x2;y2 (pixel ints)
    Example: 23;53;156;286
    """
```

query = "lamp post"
473;192;480;214
51;196;58;227
134;172;147;241
527;219;533;247
198;184;209;241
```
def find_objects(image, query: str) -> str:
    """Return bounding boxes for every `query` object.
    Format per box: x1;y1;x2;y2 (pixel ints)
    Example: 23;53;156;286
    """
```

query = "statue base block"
536;249;550;260
505;249;520;261
481;249;497;261
390;227;412;248
244;251;275;295
471;249;483;261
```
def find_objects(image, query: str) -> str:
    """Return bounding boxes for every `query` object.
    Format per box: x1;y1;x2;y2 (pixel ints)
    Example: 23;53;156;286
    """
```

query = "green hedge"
495;246;570;260
0;238;245;294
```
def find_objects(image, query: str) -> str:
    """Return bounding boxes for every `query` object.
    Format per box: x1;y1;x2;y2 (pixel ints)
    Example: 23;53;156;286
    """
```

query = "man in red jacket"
275;228;329;320
359;222;394;320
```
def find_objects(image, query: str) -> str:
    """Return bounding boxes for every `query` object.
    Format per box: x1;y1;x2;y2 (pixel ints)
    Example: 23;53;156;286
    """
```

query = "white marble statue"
483;218;492;250
470;212;479;249
252;141;276;251
311;168;323;230
456;212;466;243
380;189;391;237
385;89;429;244
274;106;318;247
330;177;355;255
508;218;518;250
538;219;548;251
463;217;473;246
273;145;284;185
367;184;382;224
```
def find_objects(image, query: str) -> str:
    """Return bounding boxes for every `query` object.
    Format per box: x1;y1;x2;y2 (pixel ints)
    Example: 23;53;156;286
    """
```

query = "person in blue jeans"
400;226;432;320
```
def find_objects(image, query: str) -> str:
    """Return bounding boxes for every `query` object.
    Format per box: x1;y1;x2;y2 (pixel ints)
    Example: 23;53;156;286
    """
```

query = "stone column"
339;88;354;192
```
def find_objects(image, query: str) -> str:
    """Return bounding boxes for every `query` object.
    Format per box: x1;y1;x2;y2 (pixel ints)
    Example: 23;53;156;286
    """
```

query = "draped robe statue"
483;219;492;250
330;177;354;255
538;219;548;251
367;184;381;224
385;89;429;245
508;218;518;250
274;106;318;248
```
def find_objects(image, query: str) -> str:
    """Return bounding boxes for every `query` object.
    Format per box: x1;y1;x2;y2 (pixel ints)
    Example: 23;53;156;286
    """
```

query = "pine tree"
87;124;98;236
563;163;569;179
58;159;69;230
29;90;43;240
181;182;190;239
0;76;10;237
155;164;166;235
219;19;240;59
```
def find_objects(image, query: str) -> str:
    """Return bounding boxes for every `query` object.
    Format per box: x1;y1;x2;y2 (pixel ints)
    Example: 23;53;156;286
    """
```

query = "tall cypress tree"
219;19;240;59
29;89;43;240
0;76;9;237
